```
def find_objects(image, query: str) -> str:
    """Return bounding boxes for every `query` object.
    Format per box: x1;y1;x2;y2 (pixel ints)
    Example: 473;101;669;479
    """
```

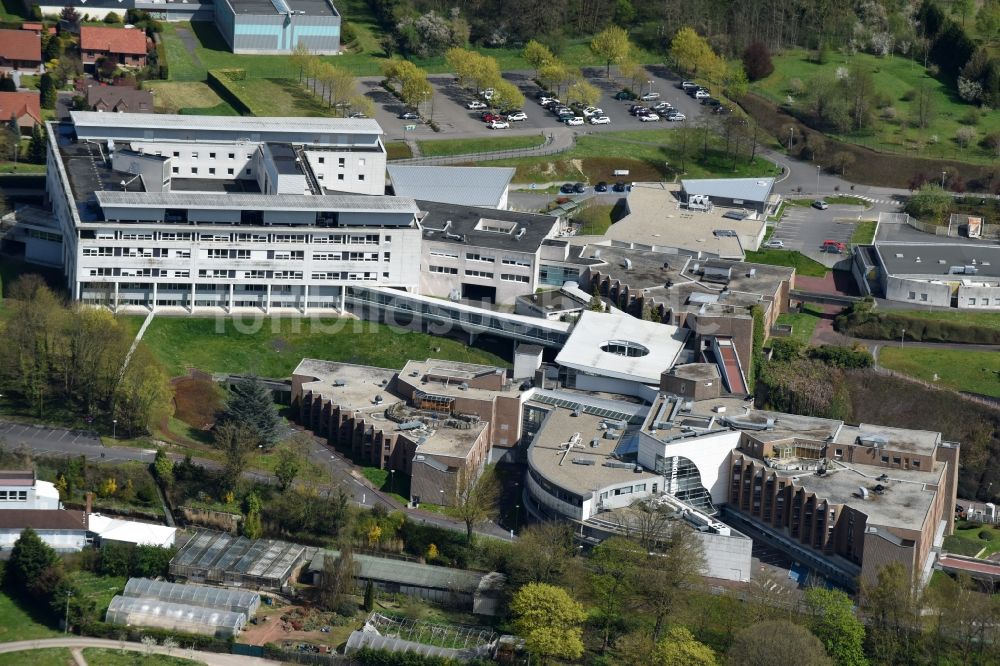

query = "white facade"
0;528;87;551
637;429;742;506
0;479;60;510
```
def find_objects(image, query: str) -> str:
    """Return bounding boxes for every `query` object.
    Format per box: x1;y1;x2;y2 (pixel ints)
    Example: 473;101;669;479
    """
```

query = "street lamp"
514;504;520;531
900;328;906;348
941;170;947;188
389;469;395;494
646;80;653;96
112;419;117;440
64;590;73;634
816;165;821;193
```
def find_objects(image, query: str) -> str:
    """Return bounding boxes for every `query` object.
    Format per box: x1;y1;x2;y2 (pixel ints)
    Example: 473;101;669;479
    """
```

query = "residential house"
0;29;42;73
86;85;154;113
80;26;148;69
0;91;42;133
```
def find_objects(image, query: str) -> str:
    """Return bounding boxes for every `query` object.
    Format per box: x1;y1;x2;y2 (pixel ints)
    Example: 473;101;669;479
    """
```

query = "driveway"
769;204;865;253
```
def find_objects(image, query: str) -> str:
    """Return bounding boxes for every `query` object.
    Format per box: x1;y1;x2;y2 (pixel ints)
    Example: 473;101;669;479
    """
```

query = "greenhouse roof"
123;578;260;616
345;631;467;659
309;550;487;593
106;595;246;631
171;531;307;583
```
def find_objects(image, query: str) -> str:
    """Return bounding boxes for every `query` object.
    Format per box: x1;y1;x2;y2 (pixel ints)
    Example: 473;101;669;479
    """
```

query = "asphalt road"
0;418;512;540
769;203;866;253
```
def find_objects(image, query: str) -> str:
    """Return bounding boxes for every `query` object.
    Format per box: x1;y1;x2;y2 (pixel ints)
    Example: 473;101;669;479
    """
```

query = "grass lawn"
417;134;545;158
143;81;235;115
743;249;829;277
774;304;824;345
849;220;877;245
0;649;74;666
573;204;616;235
752;50;1000;165
878;347;1000;398
0;0;26;20
485;129;781;184
361;467;409;504
212;77;330;117
69;571;126;614
888;310;1000;330
385;141;413;160
81;648;204;665
0;591;60;643
945;520;1000;558
135;316;509;378
0;162;46;174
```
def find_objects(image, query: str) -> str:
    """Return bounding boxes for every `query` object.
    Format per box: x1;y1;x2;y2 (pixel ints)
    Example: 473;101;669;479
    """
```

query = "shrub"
807;345;873;369
770;337;805;362
959;521;983;530
901;89;917;101
980;529;998;541
742;41;774;82
103;11;121;23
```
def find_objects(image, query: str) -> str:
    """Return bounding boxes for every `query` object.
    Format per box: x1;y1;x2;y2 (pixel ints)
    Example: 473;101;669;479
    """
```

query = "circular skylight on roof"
600;340;650;357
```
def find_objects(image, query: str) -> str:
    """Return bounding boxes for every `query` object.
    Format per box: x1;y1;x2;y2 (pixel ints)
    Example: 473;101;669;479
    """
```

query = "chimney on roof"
85;491;93;516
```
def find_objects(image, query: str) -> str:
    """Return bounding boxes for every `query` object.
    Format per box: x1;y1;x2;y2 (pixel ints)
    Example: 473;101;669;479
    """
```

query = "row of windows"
91;233;389;244
87;269;393;281
501;273;529;283
465;269;493;279
0;490;28;501
429;265;458;274
171;166;248;177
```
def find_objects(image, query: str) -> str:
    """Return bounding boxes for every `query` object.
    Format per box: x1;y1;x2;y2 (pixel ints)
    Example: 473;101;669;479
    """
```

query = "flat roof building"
387;165;516;209
0;470;61;510
214;0;342;54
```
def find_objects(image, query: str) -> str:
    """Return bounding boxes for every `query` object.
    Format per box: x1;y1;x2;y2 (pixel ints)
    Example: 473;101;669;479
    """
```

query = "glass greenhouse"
123;578;261;618
169;531;306;590
105;595;246;637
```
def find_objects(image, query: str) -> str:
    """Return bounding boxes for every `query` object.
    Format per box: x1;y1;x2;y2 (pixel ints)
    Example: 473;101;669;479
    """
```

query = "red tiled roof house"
0;91;42;132
0;29;42;73
80;26;148;69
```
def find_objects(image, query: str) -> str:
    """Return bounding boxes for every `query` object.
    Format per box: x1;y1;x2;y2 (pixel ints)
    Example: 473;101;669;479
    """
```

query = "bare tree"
449;464;500;542
319;544;359;611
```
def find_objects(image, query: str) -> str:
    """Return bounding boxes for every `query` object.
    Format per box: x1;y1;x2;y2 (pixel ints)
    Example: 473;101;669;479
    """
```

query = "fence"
870;365;1000;410
392;133;574;166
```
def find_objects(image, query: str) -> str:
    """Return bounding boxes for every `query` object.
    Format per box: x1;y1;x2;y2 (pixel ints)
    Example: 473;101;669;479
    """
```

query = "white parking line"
57;431;68;441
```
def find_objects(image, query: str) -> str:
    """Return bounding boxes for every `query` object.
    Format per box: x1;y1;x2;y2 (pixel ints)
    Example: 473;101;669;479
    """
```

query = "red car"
822;240;846;253
481;112;501;123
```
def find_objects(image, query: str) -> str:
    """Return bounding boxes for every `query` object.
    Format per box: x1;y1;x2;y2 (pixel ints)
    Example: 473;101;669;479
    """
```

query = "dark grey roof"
228;0;339;16
97;191;419;213
680;177;775;204
418;200;557;252
265;143;301;176
71;111;375;134
876;242;1000;278
388;165;515;208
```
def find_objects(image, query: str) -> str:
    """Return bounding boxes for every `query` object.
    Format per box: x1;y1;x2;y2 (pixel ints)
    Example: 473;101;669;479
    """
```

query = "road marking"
57;431;68;442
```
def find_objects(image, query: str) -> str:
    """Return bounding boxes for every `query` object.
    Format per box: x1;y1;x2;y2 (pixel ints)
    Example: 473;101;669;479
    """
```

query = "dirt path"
175;27;204;69
71;648;87;666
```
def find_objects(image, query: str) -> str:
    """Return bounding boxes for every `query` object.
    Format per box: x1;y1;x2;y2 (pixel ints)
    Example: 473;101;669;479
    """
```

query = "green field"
144;81;238;116
69;572;126;615
213;77;332;117
136;316;509;378
0;592;60;644
849;220;877;245
944;520;1000;558
485;129;781;184
774;304;824;345
887;310;1000;330
385;141;413;160
752;50;1000;164
743;249;829;277
0;649;74;666
878;347;1000;398
573;204;616;235
417;134;546;158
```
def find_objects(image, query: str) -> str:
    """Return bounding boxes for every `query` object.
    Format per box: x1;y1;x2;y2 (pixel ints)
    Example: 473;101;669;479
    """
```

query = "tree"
510;583;586;664
589;285;605;312
113;345;170;437
905;183;953;222
955;126;977;149
538;59;572;98
805;587;867;666
242;491;263;539
363;578;374;611
217;376;280;448
39;73;55;110
831;151;856;176
6;528;59;598
153;447;173;487
274;441;304;491
726;620;833;666
348;94;375;119
508;521;578;586
449;464;499;542
318;545;358;611
655;626;717;666
953;0;974;26
590;536;645;650
670;27;724;82
977;0;1000;44
400;71;433;111
290;42;312;84
742;42;774;81
639;516;705;640
213;421;259;491
565;80;601;108
523;40;554;77
861;562;919;666
491;80;525;113
103;10;121;23
912;84;935;129
60;5;81;25
590;26;630;77
1;275;64;417
0;76;15;93
724;63;749;99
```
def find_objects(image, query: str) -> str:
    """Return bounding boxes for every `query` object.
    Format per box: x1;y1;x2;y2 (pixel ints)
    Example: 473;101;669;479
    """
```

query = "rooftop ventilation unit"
857;434;888;448
603;460;634;469
515;228;526;240
858;486;870;500
373;395;383;405
572;458;596;465
397;421;423;431
623;258;632;270
458;383;469;391
332;379;346;387
590;439;600;448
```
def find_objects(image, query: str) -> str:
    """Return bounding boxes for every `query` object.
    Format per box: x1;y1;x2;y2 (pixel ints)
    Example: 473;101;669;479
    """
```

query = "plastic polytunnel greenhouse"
105;595;246;638
123;578;261;618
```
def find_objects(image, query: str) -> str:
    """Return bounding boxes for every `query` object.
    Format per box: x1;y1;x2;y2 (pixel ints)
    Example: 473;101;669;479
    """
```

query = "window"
920;293;928;301
834;448;843;458
359;158;365;167
171;166;179;174
338;174;344;181
892;457;901;465
209;152;216;159
228;153;235;159
502;257;531;267
912;460;921;468
969;298;977;305
172;151;179;157
465;269;494;279
192;152;198;159
429;265;458;274
908;291;916;299
318;156;325;164
430;250;458;259
881;455;889;463
191;167;198;175
209;167;216;175
246;168;252;176
359;174;365;181
466;253;495;263
501;273;529;283
338;157;345;167
227;168;234;175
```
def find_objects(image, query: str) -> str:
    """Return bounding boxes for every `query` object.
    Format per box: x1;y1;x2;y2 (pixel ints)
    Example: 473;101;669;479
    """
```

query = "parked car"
507;111;527;121
639;112;660;122
595;181;608;192
666;112;686;121
701;98;722;107
563;116;585;126
713;105;732;115
535;90;551;98
557;110;576;121
629;105;649;115
680;80;698;90
553;106;573;116
488;119;510;129
541;99;560;109
482;88;495;100
652;101;672;112
614;90;637;100
560;183;576;194
613;180;628;192
582;106;604;118
694;90;711;100
481;112;501;123
813;200;830;210
349;112;367;118
466;100;487;110
398;111;419;120
822;239;846;253
573;182;586;193
640;91;661;101
763;240;785;249
589;115;611;125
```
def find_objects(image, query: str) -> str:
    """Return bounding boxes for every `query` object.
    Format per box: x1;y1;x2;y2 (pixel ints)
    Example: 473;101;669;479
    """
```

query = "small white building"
0;509;88;552
0;470;61;510
388;165;515;210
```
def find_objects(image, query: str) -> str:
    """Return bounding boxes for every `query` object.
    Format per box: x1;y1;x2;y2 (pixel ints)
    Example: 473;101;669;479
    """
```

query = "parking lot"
362;65;713;141
769;203;866;253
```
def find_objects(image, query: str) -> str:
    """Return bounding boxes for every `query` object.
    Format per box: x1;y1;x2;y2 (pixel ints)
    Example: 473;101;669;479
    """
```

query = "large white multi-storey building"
45;112;427;313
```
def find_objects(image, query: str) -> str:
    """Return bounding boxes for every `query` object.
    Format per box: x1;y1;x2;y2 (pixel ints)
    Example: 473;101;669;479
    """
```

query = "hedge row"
206;69;253;116
80;620;234;652
836;307;1000;345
